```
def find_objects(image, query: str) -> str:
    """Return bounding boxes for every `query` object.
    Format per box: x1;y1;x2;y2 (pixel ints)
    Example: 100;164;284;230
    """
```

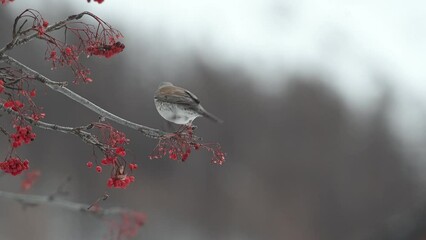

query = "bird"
154;82;223;125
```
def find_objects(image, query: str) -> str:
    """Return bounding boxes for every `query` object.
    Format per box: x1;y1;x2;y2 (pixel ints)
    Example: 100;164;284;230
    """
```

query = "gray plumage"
154;82;223;124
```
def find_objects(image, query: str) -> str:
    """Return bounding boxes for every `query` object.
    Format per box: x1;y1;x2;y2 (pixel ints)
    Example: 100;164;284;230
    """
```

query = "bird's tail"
199;107;223;123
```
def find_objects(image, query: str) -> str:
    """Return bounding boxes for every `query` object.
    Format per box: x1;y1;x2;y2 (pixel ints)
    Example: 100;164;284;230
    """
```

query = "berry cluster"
94;123;129;162
129;163;138;170
101;156;116;165
86;41;125;58
107;175;135;189
0;75;43;178
211;148;226;165
4;100;24;112
0;158;29;176
105;164;136;189
150;126;226;165
115;146;126;157
46;44;92;83
11;125;36;148
34;9;124;83
0;71;42;177
84;123;139;188
0;68;45;119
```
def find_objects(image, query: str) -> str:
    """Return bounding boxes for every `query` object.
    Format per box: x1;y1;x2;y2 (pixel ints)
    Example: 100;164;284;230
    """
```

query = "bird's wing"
184;90;200;104
155;86;200;106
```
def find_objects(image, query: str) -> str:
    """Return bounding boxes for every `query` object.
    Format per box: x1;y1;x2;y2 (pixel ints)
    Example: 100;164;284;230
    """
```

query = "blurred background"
1;0;426;239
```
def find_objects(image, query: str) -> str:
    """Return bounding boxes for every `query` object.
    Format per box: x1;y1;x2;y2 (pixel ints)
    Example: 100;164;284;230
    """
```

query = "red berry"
107;178;114;187
86;161;93;168
129;163;138;170
65;47;72;56
96;166;102;173
50;51;57;59
115;147;126;157
0;80;4;93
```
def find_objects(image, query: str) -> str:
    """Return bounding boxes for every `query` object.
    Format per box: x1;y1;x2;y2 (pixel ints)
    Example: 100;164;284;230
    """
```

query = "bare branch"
0;190;130;216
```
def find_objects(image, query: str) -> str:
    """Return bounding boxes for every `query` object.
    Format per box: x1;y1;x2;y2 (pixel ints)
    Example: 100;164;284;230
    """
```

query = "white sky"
5;0;426;147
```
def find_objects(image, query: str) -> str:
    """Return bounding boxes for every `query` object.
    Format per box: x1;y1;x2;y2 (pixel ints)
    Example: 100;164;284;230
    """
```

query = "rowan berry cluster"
0;123;36;174
86;41;125;58
150;126;226;165
85;123;137;189
10;9;126;83
11;125;36;148
0;68;45;120
4;100;24;112
107;175;135;189
105;164;136;189
0;70;43;176
0;158;29;176
94;123;129;157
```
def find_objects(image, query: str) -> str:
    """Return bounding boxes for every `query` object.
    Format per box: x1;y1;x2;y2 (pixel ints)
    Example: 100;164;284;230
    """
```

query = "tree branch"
0;190;130;216
0;54;171;139
0;104;108;151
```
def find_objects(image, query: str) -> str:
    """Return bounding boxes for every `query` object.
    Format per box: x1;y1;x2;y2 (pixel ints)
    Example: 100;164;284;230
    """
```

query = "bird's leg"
176;124;185;133
166;121;174;131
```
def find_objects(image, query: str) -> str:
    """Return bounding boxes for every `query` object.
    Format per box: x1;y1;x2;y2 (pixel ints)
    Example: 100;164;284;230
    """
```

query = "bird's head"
158;82;174;88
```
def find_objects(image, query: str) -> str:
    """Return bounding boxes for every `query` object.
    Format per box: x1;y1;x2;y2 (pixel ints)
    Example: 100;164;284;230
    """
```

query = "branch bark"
0;54;169;139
